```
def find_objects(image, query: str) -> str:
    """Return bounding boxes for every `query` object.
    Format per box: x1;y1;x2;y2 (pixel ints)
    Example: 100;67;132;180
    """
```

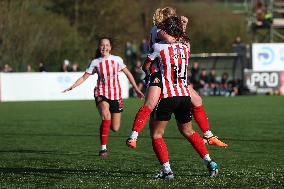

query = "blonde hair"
153;7;177;25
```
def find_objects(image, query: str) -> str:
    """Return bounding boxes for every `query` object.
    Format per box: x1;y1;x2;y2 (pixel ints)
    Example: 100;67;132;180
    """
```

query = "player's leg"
150;118;174;180
96;96;112;157
110;113;121;132
174;97;218;177
177;121;219;177
133;85;161;131
150;97;174;180
109;98;123;132
189;85;228;148
127;73;162;148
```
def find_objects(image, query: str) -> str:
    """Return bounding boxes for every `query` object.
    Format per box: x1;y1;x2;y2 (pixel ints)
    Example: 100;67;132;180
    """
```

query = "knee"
144;97;159;111
151;130;164;140
179;125;195;137
183;129;195;137
101;111;111;120
193;95;203;107
144;102;156;111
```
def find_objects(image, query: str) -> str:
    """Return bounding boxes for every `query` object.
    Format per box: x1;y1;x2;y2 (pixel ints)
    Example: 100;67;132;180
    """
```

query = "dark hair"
158;16;189;43
95;37;113;58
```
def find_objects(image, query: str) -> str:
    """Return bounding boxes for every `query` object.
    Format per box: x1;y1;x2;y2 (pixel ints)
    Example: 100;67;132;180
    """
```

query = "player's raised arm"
157;30;177;44
62;72;90;92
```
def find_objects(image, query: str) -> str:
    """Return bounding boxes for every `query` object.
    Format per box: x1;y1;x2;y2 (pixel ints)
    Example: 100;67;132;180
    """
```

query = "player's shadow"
0;167;210;180
3;133;284;143
0;133;96;137
0;133;184;140
0;167;151;178
176;172;208;177
0;149;96;157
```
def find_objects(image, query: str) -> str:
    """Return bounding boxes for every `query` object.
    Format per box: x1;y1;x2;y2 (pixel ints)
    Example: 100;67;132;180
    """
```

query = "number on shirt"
171;64;187;84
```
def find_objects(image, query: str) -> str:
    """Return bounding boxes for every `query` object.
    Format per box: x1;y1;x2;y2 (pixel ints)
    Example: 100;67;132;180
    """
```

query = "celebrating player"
126;7;228;149
63;37;144;157
147;16;218;179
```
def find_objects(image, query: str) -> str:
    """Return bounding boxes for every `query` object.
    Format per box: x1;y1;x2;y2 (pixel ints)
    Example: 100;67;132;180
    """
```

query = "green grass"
0;96;284;188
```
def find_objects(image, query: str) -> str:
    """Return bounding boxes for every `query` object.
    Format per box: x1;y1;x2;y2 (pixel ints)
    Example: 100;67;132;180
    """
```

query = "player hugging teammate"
127;7;228;149
141;16;219;179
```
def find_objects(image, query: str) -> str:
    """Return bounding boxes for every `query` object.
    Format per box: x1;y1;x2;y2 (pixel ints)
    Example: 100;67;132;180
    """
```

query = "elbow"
82;73;90;81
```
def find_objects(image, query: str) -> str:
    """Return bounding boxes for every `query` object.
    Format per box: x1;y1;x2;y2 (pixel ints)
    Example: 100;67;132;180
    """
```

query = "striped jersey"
85;55;126;100
148;42;191;98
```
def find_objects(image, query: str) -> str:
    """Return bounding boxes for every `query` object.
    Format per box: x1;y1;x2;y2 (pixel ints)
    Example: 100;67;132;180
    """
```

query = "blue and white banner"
252;43;284;71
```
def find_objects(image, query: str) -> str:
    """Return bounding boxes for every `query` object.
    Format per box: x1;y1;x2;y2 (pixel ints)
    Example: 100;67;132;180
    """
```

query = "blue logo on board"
257;47;274;65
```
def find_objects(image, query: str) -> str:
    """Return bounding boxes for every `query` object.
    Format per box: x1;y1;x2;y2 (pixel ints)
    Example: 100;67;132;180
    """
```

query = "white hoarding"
0;72;129;101
252;43;284;71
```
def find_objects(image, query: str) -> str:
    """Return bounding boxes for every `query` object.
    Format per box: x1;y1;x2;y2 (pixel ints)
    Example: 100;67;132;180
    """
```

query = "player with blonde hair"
126;7;228;149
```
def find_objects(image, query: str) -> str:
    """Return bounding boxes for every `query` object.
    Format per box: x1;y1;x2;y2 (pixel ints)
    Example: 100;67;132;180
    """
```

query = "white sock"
162;162;172;173
129;131;138;139
203;154;212;165
101;145;107;151
204;130;214;138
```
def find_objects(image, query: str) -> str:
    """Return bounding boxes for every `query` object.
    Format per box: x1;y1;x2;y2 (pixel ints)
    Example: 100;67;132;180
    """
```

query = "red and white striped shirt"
86;55;126;100
148;42;191;98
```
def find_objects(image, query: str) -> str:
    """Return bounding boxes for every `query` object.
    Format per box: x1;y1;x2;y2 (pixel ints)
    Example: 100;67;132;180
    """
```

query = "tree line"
0;0;247;71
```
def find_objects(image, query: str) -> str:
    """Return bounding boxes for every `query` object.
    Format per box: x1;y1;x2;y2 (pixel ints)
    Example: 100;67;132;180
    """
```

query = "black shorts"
95;95;123;113
151;96;192;124
148;71;163;89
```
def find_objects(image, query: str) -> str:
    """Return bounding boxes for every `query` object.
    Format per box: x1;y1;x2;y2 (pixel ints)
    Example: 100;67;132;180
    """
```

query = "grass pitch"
0;96;284;188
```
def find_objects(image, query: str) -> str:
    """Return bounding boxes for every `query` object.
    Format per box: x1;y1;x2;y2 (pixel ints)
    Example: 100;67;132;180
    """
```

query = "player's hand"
135;89;145;99
181;16;188;25
181;16;188;31
62;87;73;93
184;41;190;48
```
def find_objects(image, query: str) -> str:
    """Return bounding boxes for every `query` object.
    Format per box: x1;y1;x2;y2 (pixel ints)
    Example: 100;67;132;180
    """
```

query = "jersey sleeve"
148;26;161;50
117;56;126;71
147;43;160;61
85;60;96;75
